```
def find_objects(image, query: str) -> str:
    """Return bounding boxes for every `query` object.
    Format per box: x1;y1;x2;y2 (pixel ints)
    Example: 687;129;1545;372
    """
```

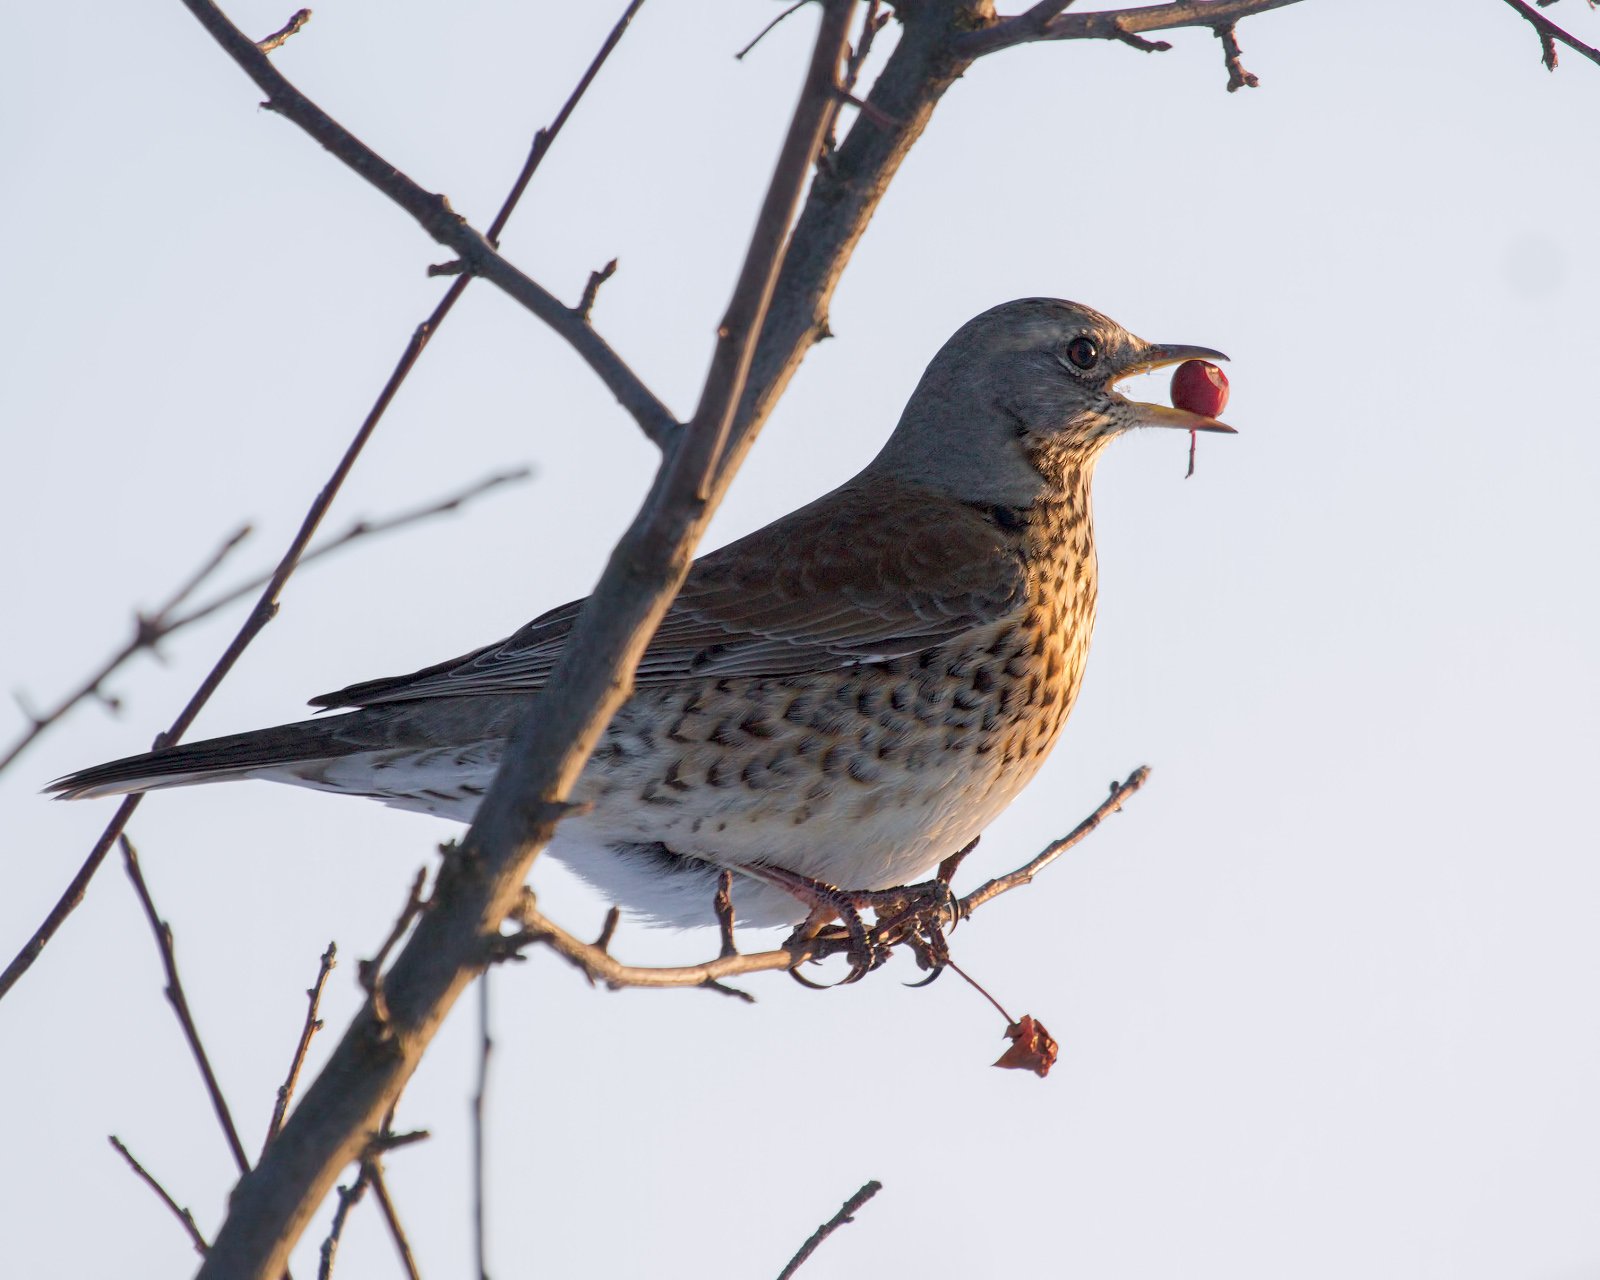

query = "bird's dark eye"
1065;335;1098;370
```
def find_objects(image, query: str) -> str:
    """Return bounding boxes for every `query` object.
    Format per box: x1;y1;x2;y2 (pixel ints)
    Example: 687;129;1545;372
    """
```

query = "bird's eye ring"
1064;335;1098;370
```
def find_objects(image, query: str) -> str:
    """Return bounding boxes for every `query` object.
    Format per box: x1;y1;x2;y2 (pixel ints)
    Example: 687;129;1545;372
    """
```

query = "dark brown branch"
263;942;338;1158
1214;21;1260;90
256;8;310;54
1500;0;1600;68
0;468;526;779
0;524;249;776
358;868;430;1029
365;1161;422;1280
109;1135;210;1257
736;0;810;61
193;10;854;1272
316;1174;368;1280
176;0;677;447
958;0;1305;57
120;836;251;1175
775;1180;883;1280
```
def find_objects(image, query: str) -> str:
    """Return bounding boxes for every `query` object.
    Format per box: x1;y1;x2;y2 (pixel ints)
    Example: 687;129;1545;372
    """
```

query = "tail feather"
47;718;371;800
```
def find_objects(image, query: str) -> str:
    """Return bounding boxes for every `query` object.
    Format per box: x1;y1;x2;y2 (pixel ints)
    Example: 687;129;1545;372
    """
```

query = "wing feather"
310;483;1025;710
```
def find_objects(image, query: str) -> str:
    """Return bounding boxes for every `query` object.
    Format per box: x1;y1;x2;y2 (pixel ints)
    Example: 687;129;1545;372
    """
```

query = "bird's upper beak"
1115;341;1237;434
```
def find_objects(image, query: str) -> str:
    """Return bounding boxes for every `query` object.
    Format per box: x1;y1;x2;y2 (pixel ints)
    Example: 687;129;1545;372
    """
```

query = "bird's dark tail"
47;716;381;801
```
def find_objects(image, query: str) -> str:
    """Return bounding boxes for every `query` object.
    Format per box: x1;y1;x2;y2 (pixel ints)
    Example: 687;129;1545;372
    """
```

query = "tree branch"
958;0;1306;57
192;7;856;1273
108;1135;210;1257
0;0;636;1005
776;1180;883;1280
262;941;338;1158
120;836;251;1176
175;0;677;447
0;468;527;779
1499;0;1600;69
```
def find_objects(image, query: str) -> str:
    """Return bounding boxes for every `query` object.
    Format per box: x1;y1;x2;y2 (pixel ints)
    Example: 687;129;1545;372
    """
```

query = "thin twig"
472;973;491;1280
263;942;338;1158
1;468;526;779
365;1161;422;1280
255;8;310;54
108;1135;210;1257
0;525;250;776
775;1180;883;1280
1214;21;1260;90
1499;0;1600;68
960;767;1150;915
736;0;810;60
317;1174;370;1280
358;868;430;1029
120;835;251;1175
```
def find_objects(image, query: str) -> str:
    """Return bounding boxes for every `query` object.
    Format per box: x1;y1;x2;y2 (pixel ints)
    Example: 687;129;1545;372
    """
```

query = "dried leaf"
993;1014;1058;1078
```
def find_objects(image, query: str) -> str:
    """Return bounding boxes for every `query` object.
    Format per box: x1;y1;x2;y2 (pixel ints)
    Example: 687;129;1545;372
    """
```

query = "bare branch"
776;1180;883;1280
960;767;1150;915
736;0;811;61
255;8;310;54
0;0;627;1004
1500;0;1600;68
958;0;1306;57
357;868;430;1030
109;1136;210;1257
175;0;677;447
316;1174;368;1280
193;10;855;1270
263;942;338;1158
120;835;251;1175
0;469;526;779
0;524;250;777
365;1161;422;1280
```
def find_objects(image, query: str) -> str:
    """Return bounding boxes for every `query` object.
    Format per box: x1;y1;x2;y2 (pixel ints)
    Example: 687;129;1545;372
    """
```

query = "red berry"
1170;360;1229;419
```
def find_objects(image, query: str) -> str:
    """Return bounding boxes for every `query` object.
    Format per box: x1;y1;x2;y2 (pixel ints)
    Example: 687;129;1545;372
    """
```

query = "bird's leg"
734;862;883;983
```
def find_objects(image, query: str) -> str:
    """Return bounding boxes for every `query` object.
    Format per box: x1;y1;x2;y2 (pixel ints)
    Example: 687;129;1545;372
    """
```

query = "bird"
51;298;1234;930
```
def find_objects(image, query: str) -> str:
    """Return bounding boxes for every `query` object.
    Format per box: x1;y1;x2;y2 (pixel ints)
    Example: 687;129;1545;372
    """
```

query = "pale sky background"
4;2;1599;1277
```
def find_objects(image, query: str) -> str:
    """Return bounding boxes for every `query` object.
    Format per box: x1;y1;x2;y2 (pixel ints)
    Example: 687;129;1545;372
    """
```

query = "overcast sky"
4;2;1600;1277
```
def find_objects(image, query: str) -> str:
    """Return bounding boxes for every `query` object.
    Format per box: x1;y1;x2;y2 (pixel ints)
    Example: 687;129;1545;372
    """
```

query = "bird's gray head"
866;297;1235;506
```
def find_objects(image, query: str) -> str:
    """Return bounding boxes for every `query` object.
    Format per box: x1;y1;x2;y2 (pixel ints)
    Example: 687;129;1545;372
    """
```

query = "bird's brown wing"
310;482;1026;709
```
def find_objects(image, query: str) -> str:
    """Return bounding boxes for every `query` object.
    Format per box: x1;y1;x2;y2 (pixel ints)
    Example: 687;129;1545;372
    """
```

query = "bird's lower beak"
1117;341;1237;434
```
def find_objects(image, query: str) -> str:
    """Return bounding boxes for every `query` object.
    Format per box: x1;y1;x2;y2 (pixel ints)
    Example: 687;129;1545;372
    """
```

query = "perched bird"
52;299;1233;928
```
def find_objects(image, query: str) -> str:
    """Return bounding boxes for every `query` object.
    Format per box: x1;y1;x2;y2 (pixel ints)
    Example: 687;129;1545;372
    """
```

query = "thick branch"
193;7;856;1275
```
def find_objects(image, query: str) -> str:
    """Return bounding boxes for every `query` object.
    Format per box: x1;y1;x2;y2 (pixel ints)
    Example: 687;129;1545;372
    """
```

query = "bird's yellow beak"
1117;341;1237;434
